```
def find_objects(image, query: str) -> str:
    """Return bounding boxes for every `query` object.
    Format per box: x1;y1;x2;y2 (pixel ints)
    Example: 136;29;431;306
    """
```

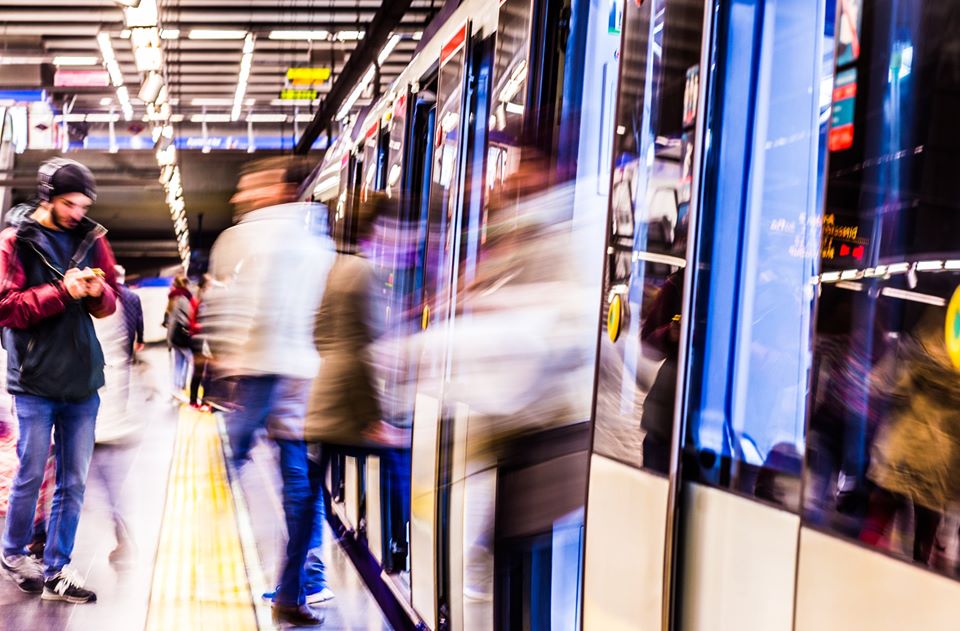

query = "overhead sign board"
280;88;318;101
54;70;111;88
285;67;331;84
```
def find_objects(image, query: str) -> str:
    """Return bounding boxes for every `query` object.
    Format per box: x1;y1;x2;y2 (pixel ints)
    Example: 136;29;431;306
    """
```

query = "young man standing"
0;158;117;603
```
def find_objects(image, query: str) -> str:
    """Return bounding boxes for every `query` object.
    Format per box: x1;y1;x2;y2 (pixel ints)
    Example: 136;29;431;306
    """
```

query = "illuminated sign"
54;70;110;88
0;89;46;103
285;67;331;84
829;68;857;151
280;88;318;100
821;213;867;261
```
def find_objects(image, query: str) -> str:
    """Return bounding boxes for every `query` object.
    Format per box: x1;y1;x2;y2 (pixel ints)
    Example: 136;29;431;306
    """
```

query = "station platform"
0;348;391;631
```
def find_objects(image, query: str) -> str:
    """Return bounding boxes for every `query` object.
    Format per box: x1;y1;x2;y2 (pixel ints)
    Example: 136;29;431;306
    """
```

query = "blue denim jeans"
2;393;99;577
226;375;325;605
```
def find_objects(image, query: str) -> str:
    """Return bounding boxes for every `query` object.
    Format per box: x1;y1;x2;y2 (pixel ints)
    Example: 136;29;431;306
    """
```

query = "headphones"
37;157;79;202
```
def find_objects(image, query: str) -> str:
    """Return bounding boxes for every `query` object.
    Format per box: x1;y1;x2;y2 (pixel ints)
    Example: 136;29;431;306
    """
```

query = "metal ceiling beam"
294;0;416;154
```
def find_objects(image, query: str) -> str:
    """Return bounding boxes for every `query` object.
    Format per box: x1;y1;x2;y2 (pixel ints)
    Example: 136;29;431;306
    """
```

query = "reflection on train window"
678;0;829;510
805;0;960;579
593;0;704;473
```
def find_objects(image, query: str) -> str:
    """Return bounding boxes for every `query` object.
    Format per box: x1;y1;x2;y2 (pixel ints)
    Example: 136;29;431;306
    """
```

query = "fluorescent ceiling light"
336;30;365;41
134;46;162;73
247;113;288;123
98;32;117;63
190;113;231;123
130;26;160;49
139;72;164;103
113;0;143;7
53;56;99;66
57;114;87;123
336;65;375;120
188;30;248;40
160;29;180;40
190;98;234;106
268;30;329;41
270;99;318;107
412;31;423;41
124;0;158;28
99;97;113;106
105;61;124;87
86;113;121;122
0;55;47;65
294;113;316;123
232;33;255;120
377;34;401;65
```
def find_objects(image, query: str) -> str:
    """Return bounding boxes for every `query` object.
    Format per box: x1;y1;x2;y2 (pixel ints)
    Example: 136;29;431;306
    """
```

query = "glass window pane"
681;0;830;510
593;0;705;473
806;0;960;578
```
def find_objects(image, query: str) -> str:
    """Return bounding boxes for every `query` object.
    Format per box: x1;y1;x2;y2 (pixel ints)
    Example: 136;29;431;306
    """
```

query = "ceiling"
0;0;439;129
0;1;440;275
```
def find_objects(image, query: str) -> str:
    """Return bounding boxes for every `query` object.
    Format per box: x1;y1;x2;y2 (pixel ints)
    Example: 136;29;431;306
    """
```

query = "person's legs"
43;394;98;577
2;396;56;558
225;376;276;467
302;450;327;595
274;439;315;607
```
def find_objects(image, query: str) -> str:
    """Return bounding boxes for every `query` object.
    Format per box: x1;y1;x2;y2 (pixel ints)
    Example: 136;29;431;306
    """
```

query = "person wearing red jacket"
0;158;117;604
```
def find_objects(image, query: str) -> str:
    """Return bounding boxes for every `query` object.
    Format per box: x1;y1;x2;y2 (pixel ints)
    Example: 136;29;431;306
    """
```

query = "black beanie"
37;159;97;203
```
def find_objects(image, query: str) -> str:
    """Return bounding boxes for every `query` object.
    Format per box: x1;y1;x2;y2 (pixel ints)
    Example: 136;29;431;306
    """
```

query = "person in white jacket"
201;157;335;627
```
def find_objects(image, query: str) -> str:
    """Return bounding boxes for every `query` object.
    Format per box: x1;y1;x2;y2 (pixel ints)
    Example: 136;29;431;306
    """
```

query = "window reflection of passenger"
638;218;687;473
805;298;885;530
860;307;960;564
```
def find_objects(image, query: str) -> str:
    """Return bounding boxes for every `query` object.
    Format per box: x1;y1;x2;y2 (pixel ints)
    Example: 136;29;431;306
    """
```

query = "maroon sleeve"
84;237;118;319
0;228;69;329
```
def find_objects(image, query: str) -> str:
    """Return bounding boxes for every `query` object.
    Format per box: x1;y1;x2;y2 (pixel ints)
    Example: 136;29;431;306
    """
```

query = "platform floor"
0;347;391;630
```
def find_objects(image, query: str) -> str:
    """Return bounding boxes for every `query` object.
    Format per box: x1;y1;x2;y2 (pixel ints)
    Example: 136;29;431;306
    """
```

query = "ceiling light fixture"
139;71;164;103
231;33;255;121
124;0;158;28
160;29;180;40
113;0;143;7
336;30;365;41
336;65;375;121
268;30;329;41
53;56;99;66
188;29;248;40
190;113;232;123
247;113;288;123
377;34;401;65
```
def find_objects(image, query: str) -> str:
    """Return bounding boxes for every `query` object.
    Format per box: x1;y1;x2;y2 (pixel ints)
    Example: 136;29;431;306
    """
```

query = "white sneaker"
306;586;336;605
1;554;44;594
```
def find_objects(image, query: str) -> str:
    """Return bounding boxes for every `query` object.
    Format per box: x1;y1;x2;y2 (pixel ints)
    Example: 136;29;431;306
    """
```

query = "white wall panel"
796;527;960;631
583;455;669;631
410;393;441;630
345;456;360;531
365;455;383;564
679;483;799;631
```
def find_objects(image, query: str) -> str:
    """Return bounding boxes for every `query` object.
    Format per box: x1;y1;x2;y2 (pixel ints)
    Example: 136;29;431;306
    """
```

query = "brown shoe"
272;603;324;627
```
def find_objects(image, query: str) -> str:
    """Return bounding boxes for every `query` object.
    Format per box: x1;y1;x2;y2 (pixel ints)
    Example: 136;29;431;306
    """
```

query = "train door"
583;0;706;627
409;22;477;628
582;0;832;628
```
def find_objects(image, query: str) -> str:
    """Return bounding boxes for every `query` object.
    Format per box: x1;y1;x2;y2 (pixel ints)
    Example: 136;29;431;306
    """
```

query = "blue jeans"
225;375;325;605
2;393;99;577
171;347;191;391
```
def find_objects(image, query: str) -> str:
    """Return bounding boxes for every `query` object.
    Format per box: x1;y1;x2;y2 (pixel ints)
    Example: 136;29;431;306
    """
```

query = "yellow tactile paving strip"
145;406;258;631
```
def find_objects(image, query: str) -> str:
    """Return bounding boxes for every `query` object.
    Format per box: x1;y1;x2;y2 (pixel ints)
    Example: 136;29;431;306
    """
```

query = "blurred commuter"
114;265;144;360
860;307;960;564
188;276;211;409
305;192;404;449
0;157;118;603
90;264;145;568
164;274;194;398
202;156;335;627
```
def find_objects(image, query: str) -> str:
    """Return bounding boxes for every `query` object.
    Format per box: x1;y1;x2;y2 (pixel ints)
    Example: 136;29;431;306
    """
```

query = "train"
301;0;960;629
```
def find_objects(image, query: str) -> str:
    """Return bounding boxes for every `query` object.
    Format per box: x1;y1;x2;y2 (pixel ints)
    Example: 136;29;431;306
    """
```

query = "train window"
805;0;960;578
592;0;705;474
681;0;830;508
